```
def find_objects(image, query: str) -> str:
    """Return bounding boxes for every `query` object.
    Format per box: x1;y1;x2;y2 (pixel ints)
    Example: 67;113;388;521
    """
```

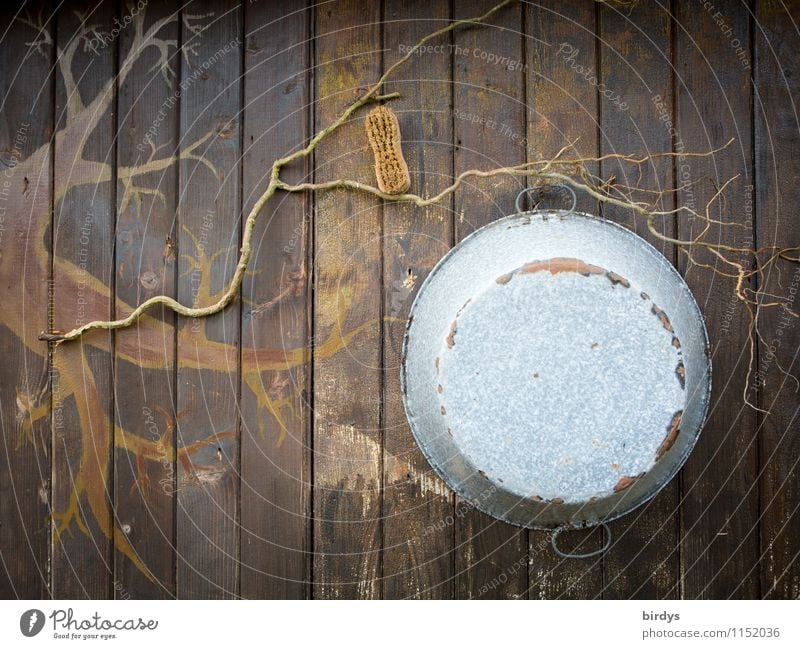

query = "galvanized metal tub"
401;201;711;542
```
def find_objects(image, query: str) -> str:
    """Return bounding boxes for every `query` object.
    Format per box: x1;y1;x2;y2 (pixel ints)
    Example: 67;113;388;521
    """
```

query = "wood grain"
0;0;797;600
113;1;180;599
239;0;311;599
51;0;116;599
381;0;455;599
525;0;604;599
453;0;527;600
312;0;383;599
754;0;800;600
675;0;759;599
598;0;679;599
0;0;54;598
176;0;242;598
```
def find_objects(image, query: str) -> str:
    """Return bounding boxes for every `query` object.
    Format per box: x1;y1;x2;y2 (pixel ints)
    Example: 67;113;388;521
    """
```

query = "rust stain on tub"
519;257;605;277
606;271;631;288
613;476;637;492
446;320;458;348
656;410;683;461
496;258;633;292
651;303;675;333
613;471;645;493
675;361;686;389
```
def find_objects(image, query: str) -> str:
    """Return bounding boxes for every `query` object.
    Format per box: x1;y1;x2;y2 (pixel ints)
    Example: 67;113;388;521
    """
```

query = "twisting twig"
40;0;516;344
40;0;799;412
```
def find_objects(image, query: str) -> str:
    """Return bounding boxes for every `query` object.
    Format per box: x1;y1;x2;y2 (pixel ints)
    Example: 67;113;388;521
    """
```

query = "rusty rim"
401;206;711;532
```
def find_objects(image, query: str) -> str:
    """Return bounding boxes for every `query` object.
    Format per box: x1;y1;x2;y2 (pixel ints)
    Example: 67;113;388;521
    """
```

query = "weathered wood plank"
176;0;242;599
239;0;311;599
0;1;54;598
675;0;759;599
112;1;180;599
754;0;800;600
598;0;680;599
51;0;116;598
525;0;604;599
6;0;797;602
453;0;528;600
312;0;383;599
381;0;455;599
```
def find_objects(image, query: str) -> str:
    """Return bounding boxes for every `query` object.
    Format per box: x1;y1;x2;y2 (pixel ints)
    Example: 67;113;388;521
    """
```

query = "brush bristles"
365;105;411;195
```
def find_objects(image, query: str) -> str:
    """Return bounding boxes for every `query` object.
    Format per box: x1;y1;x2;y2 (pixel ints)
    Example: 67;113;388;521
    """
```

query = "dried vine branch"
41;0;799;414
40;0;515;344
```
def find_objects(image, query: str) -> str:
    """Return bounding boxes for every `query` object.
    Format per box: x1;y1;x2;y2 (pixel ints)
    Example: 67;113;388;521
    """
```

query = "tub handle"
550;522;612;559
515;183;577;215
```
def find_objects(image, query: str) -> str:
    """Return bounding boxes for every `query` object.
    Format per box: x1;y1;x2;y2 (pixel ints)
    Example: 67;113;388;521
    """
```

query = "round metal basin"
401;209;711;530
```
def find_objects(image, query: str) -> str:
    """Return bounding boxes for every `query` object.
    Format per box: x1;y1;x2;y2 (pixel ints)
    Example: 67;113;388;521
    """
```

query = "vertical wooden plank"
525;0;604;599
313;0;383;599
526;1;599;214
0;1;54;598
113;1;180;598
754;0;800;600
240;0;311;599
598;0;680;598
51;0;116;598
453;0;527;599
176;0;242;598
675;0;759;598
381;0;454;599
